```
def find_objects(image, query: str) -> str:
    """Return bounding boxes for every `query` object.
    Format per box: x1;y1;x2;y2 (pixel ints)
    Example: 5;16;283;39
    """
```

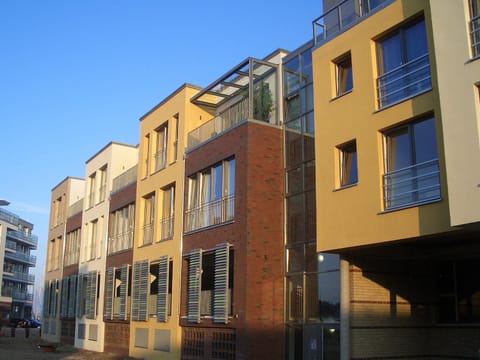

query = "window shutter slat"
214;243;230;323
157;255;169;322
132;260;148;321
51;280;58;317
86;271;97;319
105;267;114;320
43;281;49;317
76;274;83;317
187;249;202;323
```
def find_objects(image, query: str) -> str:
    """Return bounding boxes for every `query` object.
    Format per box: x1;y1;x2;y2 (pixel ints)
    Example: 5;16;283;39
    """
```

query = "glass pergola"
188;57;279;149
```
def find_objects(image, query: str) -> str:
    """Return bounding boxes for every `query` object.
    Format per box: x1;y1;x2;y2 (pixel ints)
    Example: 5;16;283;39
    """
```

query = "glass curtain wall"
283;44;340;360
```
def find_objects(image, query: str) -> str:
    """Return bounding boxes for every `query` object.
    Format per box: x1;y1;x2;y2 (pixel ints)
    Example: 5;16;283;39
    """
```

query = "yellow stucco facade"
130;84;212;360
313;0;454;252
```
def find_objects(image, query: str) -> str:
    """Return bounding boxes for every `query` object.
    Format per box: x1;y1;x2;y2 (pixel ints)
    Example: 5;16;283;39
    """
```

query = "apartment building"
0;205;37;324
128;84;212;360
104;164;137;356
311;0;480;358
180;50;287;360
75;142;138;352
43;176;84;343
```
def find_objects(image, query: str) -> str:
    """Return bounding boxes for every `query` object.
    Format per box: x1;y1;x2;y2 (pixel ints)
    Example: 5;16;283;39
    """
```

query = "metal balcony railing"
471;15;480;58
142;223;154;245
108;229;134;254
0;288;33;302
383;158;441;210
188;97;249;149
5;239;17;251
0;207;19;225
185;195;235;233
313;0;391;44
154;149;167;172
159;216;174;241
4;251;37;265
3;271;35;284
377;54;432;108
7;229;38;248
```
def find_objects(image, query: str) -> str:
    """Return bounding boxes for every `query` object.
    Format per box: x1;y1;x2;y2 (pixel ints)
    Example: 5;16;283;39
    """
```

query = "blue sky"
0;0;321;314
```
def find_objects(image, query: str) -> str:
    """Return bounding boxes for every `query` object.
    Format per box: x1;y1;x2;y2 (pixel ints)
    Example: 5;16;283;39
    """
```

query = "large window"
98;165;107;203
186;244;234;324
108;203;135;254
377;18;431;108
142;193;155;245
105;265;131;321
438;259;480;323
65;228;81;266
159;184;175;241
185;158;235;232
155;124;168;172
383;117;440;209
88;172;96;208
470;0;480;58
131;257;172;322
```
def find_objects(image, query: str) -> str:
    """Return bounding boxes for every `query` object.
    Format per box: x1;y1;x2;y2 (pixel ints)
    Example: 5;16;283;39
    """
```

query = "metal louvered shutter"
76;274;83;317
157;255;169;322
105;267;114;320
187;249;202;323
68;275;77;318
51;280;58;316
86;271;97;319
60;278;68;317
214;243;230;323
43;281;49;317
119;264;129;320
132;260;148;321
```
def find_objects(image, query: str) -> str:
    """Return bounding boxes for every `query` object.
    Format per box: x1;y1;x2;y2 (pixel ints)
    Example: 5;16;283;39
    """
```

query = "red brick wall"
104;321;130;356
109;183;136;212
182;121;285;360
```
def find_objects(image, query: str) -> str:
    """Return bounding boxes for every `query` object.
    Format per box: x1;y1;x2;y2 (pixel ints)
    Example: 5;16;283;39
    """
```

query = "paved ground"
0;335;139;360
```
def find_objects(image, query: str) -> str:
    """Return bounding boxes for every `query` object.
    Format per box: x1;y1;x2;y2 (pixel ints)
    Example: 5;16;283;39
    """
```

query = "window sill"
466;54;480;64
333;183;358;192
330;89;353;102
184;219;235;235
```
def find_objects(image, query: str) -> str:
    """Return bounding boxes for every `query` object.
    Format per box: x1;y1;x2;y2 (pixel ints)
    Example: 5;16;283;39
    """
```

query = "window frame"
334;52;353;97
337;140;358;188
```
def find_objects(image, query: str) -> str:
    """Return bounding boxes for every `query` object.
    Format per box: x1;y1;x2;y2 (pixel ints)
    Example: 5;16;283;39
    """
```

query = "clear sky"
0;0;322;316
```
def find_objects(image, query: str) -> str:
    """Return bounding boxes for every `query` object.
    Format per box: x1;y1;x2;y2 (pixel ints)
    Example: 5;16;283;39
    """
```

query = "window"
76;271;99;319
172;114;179;162
98;165;107;203
88;219;98;260
186;244;233;324
108;203;135;254
185;158;235;232
105;265;130;321
131;257;172;322
155;124;168;172
335;52;353;96
60;275;77;319
438;259;480;323
383;117;440;209
88;172;96;208
142;193;155;245
377;18;431;108
143;134;151;178
470;0;480;57
65;228;81;266
159;184;175;241
338;140;358;187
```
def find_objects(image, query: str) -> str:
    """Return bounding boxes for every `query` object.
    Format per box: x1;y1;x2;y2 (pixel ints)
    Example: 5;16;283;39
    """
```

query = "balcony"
313;0;392;44
188;57;280;150
383;158;441;210
3;271;35;284
185;195;235;233
4;251;36;266
5;239;16;252
1;288;33;302
377;54;432;108
7;229;38;248
108;229;134;254
68;198;84;218
142;223;154;245
0;207;19;225
112;165;137;194
471;14;480;58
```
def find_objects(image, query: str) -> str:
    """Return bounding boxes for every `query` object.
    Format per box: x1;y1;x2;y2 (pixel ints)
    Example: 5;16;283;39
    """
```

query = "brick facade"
181;121;285;360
